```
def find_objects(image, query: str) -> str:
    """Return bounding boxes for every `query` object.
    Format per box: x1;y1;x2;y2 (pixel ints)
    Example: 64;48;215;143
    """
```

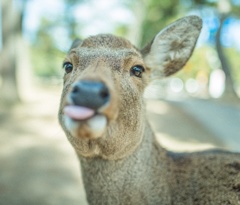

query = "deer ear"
141;15;202;79
69;38;82;51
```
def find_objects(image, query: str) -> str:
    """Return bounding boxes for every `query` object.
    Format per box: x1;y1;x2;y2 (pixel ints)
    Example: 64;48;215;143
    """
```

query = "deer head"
59;16;202;160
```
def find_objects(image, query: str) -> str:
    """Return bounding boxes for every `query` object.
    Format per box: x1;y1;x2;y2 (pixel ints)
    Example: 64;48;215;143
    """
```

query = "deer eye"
63;62;73;74
130;65;145;78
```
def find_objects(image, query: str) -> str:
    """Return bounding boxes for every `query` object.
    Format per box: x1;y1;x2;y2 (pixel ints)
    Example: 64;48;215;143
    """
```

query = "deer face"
59;16;202;160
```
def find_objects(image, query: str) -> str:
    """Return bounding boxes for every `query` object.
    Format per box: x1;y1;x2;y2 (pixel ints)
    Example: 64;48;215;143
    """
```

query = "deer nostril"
100;87;109;100
72;85;79;94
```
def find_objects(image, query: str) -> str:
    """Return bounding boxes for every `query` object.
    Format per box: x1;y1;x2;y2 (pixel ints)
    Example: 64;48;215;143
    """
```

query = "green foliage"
31;18;65;77
115;24;129;37
28;0;240;89
28;0;86;78
176;46;212;81
225;48;240;86
140;0;181;46
29;0;86;78
175;46;240;86
31;47;64;78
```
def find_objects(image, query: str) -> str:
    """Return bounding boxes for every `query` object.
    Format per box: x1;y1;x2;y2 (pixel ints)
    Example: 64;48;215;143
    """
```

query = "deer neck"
78;122;168;204
79;121;162;170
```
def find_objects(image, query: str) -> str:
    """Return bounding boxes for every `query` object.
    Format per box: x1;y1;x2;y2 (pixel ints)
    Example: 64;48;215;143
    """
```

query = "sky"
24;0;65;37
24;0;131;35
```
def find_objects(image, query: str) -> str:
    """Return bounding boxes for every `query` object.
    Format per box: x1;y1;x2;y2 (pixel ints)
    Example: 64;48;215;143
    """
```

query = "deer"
58;16;240;205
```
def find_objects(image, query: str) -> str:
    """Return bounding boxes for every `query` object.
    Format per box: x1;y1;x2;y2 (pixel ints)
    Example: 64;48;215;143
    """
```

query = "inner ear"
141;15;202;79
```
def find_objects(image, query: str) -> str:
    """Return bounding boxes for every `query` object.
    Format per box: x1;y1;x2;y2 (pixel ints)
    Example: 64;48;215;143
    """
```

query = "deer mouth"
63;105;108;139
64;105;96;121
62;80;118;139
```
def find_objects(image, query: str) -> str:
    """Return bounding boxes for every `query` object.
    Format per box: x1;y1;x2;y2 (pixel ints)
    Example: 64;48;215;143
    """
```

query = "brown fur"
59;16;240;205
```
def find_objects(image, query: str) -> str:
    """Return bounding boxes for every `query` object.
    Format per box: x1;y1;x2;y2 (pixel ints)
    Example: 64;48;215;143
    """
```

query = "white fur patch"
87;115;107;138
64;114;107;138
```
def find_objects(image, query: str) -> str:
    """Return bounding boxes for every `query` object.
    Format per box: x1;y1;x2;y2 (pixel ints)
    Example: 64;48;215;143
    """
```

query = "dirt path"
0;87;88;205
0;87;228;205
147;100;226;152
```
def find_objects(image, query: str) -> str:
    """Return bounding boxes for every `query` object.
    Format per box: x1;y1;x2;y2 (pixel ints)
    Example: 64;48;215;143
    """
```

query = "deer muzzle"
64;80;110;120
63;78;118;139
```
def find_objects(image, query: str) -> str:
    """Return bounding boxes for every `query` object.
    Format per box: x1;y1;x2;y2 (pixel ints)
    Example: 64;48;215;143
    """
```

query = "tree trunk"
126;0;146;47
216;14;238;99
0;0;21;104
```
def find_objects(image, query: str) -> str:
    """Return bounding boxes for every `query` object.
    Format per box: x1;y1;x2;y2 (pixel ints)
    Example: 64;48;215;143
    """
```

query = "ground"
0;85;239;205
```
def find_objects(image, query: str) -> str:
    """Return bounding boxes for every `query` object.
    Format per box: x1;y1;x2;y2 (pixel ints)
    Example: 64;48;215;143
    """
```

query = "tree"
139;0;180;47
31;0;85;78
122;0;180;47
191;0;240;99
63;0;81;40
0;0;27;104
215;0;239;99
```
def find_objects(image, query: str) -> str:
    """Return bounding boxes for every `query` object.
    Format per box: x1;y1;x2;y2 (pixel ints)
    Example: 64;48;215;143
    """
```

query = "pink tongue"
64;105;95;120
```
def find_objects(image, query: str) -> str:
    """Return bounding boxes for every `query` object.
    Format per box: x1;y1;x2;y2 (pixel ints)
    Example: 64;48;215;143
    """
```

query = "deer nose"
71;80;110;110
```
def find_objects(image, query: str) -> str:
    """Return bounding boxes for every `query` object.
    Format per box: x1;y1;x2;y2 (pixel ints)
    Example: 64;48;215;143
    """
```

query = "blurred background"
0;0;240;204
